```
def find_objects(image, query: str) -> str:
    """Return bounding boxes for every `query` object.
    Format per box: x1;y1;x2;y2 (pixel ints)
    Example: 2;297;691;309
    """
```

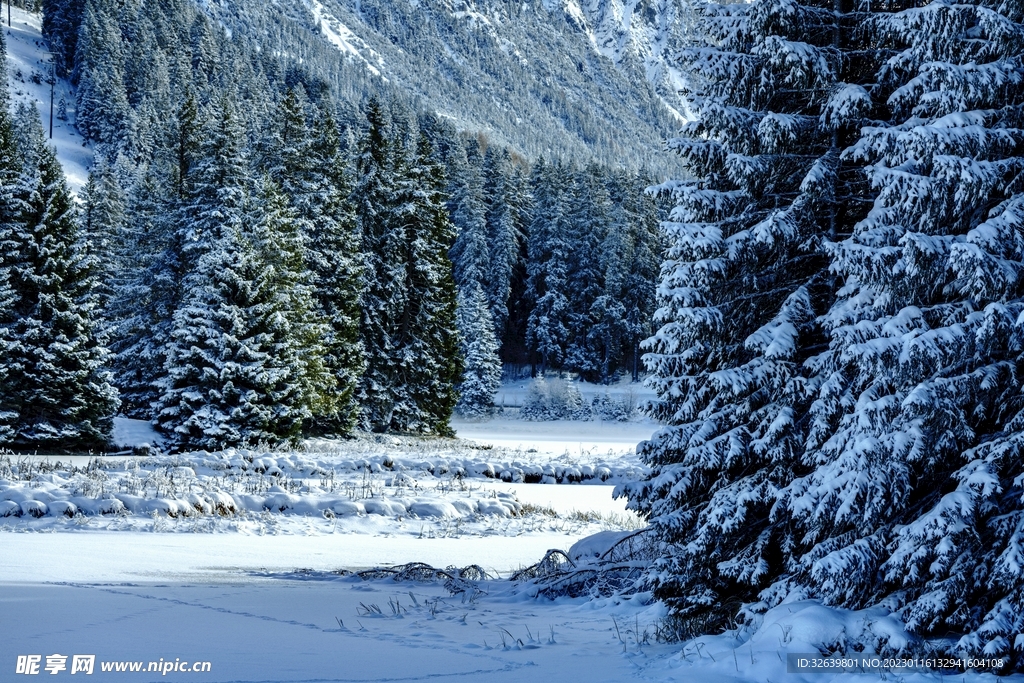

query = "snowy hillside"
4;8;89;192
198;0;687;174
542;0;692;120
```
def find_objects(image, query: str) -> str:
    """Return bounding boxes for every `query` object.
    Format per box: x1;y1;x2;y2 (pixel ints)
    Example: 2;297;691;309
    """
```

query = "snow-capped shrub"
520;377;591;421
362;499;405;516
590;392;635;421
49;500;77;517
96;498;125;515
409;500;460;518
330;501;365;517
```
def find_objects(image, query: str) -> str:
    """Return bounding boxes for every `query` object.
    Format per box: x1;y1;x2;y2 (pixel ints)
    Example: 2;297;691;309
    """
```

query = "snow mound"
669;600;920;681
111;417;165;451
568;529;635;562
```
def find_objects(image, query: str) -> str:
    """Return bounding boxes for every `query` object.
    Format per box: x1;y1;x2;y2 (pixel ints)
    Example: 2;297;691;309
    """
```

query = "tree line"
0;2;664;452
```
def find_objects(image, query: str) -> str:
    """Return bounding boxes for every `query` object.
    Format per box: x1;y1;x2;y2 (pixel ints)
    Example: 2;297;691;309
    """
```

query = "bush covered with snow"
590;392;638;421
520;377;592;421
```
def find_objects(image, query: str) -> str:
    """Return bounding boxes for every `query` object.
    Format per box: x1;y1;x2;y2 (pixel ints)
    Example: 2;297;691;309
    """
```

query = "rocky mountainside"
205;0;690;174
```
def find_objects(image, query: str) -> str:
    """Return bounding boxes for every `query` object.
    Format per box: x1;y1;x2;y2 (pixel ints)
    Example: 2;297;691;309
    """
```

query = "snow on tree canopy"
621;0;838;631
629;0;1024;666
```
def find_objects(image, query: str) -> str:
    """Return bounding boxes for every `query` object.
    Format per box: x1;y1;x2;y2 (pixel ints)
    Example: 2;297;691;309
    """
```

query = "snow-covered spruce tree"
482;146;528;335
42;0;85;77
304;107;365;436
525;159;572;373
455;283;502;416
616;170;663;382
104;166;179;418
500;161;535;366
446;139;503;413
354;101;461;433
589;170;631;384
0;32;20;442
265;88;364;436
80;156;126;315
447;140;490;292
778;0;1024;661
620;0;847;630
563;164;612;381
73;0;130;147
156;100;319;450
353;96;406;431
0;106;118;452
105;91;201;419
387;133;463;434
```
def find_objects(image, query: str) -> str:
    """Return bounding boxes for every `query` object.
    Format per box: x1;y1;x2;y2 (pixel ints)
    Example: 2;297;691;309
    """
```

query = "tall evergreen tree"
106;87;202;419
42;0;86;78
780;0;1024;657
589;176;631;384
482;146;527;334
0;107;118;451
620;171;662;382
448;140;490;292
105;165;179;418
156;100;318;449
0;30;21;442
73;0;130;147
525;159;572;373
456;283;502;416
352;100;462;434
389;134;463;434
621;0;842;629
266;89;364;435
353;97;406;431
304;108;365;435
563;164;612;381
500;162;534;366
80;156;126;315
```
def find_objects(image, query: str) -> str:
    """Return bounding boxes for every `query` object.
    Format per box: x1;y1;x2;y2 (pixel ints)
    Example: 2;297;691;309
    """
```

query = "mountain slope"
203;0;688;174
4;8;89;193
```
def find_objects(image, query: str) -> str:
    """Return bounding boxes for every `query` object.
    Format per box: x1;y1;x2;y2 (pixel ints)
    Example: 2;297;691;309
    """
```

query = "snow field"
490;374;657;410
0;422;647;546
8;528;1014;683
3;576;678;682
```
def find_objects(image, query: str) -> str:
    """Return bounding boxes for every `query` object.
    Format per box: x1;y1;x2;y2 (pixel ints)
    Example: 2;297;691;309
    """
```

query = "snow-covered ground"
7;413;1016;682
5;574;677;682
453;414;657;455
0;416;671;682
6;535;1020;683
5;7;91;194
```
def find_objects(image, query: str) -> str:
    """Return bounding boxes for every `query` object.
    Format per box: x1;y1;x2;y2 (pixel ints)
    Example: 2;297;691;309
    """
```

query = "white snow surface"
5;7;91;194
304;0;386;78
491;375;657;409
3;430;1018;681
111;416;165;450
454;414;656;454
2;576;677;682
